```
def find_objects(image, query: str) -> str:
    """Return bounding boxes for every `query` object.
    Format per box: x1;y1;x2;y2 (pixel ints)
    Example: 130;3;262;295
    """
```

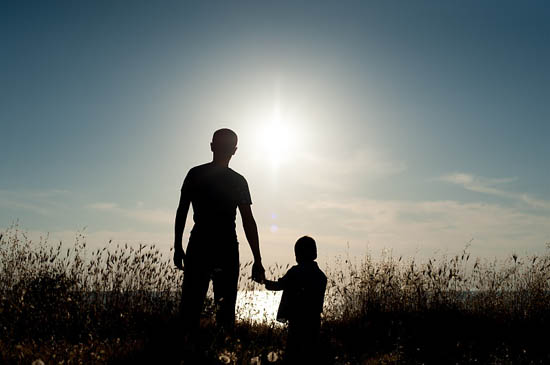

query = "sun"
258;108;296;167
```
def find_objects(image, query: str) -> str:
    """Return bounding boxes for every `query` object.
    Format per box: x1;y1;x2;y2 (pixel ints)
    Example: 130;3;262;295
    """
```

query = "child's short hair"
294;236;317;263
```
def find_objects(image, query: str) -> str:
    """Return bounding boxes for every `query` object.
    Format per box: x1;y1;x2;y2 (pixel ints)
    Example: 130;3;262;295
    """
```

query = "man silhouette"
174;128;265;333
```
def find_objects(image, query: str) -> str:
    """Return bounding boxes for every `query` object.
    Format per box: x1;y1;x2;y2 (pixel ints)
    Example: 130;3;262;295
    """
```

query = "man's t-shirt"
181;162;252;240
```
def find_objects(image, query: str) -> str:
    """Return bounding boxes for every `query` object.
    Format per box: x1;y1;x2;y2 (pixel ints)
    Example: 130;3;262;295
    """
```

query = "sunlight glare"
236;290;283;324
258;107;297;168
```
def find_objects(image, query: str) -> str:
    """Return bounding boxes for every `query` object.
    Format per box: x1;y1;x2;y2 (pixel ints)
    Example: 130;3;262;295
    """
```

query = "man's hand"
173;246;185;271
251;261;265;283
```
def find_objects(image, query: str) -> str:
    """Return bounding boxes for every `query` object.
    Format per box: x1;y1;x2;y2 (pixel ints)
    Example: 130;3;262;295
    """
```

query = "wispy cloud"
87;202;118;210
86;202;173;225
297;197;550;258
303;148;406;178
0;189;71;216
439;172;550;209
290;148;406;192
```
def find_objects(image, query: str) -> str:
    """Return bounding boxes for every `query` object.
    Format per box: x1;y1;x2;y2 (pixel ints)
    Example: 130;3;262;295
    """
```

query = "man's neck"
211;158;230;167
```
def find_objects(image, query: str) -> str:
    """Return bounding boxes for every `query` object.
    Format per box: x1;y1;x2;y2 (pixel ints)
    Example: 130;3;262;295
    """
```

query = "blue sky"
1;1;549;265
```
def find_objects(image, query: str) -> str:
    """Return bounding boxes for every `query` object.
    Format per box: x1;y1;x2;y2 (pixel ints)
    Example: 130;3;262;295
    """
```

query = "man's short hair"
295;236;317;263
212;128;238;154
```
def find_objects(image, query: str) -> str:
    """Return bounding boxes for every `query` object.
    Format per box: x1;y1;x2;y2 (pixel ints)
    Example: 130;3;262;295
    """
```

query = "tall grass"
2;223;550;364
324;246;550;321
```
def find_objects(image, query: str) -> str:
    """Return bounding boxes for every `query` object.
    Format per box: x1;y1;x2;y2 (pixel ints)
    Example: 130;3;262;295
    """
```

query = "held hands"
173;246;185;271
251;261;265;283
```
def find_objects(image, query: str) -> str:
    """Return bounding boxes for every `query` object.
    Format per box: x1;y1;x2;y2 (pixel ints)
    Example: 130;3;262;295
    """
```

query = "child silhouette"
264;236;327;364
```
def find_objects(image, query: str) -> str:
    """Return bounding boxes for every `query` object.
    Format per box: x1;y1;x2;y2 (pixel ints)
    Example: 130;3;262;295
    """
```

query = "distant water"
81;290;282;323
236;290;282;323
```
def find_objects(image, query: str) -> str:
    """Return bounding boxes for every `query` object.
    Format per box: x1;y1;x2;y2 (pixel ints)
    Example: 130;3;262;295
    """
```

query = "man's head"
211;128;238;158
294;236;317;264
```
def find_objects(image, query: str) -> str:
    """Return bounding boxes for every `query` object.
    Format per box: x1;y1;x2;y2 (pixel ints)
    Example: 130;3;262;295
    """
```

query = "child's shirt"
265;261;327;323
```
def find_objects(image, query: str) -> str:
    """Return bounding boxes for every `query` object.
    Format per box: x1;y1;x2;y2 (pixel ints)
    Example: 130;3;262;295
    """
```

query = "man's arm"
173;191;191;270
238;204;265;282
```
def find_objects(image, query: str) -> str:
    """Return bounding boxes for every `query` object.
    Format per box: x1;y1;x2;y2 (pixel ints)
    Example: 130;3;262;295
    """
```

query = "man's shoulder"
185;163;212;178
227;168;250;190
188;164;245;179
227;167;247;181
189;162;211;172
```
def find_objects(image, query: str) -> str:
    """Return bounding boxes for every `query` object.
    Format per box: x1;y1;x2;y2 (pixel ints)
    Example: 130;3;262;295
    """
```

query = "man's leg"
212;252;240;331
180;260;211;334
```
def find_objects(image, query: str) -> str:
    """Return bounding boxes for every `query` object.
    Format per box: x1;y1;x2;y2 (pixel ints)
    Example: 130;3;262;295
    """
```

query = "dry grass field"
2;224;550;364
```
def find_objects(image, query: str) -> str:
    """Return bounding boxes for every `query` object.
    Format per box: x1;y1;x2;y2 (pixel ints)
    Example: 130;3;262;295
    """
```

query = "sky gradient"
1;0;549;266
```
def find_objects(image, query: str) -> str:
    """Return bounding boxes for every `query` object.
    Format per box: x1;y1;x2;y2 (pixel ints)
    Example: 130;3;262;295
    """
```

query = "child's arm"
264;279;284;291
264;270;291;291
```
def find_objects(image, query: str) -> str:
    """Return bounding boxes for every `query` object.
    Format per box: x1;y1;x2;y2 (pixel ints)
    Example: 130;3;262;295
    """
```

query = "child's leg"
286;319;321;364
286;321;299;363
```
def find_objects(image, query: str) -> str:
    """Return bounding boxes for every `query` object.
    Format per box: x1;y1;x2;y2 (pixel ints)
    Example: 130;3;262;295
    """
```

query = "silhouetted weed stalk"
2;223;550;364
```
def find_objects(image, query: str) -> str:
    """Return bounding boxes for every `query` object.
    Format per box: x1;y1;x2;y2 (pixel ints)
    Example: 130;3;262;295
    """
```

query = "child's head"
294;236;317;264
